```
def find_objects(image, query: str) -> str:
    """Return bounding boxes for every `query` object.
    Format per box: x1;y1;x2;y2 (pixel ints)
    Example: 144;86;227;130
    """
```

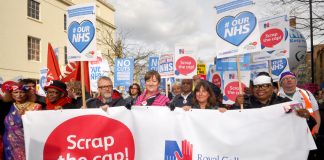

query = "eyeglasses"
282;77;296;82
253;84;272;89
98;85;113;89
131;87;138;90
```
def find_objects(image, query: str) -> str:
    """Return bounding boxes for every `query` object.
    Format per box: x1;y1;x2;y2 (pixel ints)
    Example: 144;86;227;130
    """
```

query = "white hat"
253;75;272;85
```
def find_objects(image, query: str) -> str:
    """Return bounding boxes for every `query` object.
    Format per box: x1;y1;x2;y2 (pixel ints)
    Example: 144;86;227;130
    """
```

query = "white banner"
23;103;315;160
67;3;97;61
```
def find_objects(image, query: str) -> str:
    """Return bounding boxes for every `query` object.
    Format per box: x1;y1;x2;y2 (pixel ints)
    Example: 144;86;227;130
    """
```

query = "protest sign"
216;54;250;71
197;63;206;80
271;58;290;82
215;0;261;58
38;68;48;96
158;54;174;78
253;15;290;62
222;71;251;104
207;65;223;89
114;58;134;87
89;54;110;92
148;56;159;71
197;64;206;75
174;45;197;79
67;3;97;61
250;61;269;80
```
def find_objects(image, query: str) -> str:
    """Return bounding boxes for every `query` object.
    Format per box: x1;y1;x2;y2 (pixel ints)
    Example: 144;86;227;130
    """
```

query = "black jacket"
0;99;12;135
231;93;291;109
170;92;194;108
86;97;126;108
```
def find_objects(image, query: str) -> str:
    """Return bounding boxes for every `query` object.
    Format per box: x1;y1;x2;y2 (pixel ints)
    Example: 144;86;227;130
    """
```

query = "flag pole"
236;55;243;110
81;62;86;109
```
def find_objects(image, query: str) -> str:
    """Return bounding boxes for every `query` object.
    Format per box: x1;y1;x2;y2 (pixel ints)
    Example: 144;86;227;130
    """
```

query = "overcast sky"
106;0;322;65
107;0;218;64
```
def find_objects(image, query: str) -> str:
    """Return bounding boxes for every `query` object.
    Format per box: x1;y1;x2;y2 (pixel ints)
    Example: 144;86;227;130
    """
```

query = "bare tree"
97;26;155;82
265;0;324;43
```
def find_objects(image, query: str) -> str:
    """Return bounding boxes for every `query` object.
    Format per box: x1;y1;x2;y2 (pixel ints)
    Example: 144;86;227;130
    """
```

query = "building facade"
0;0;115;81
296;44;324;85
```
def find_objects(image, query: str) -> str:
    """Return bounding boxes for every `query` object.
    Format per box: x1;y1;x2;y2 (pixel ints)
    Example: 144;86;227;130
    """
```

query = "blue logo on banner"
271;58;287;76
216;11;256;46
164;140;193;160
68;20;95;53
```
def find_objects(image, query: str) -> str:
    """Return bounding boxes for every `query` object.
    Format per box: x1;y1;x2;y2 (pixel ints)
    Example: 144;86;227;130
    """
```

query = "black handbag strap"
145;94;160;106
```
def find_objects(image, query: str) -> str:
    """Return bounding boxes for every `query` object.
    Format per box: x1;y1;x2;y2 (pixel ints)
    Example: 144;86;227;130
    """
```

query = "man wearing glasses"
87;76;125;111
278;71;321;136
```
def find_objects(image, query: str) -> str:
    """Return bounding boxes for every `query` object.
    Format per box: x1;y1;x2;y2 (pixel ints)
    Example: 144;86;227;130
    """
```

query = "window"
64;14;67;30
64;46;68;64
28;0;40;20
28;36;40;61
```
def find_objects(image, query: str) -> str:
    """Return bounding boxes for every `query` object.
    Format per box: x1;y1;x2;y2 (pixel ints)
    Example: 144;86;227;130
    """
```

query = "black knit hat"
44;80;67;94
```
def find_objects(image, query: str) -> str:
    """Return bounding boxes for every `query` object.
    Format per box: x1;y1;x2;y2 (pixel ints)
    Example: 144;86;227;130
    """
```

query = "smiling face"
195;86;210;105
252;83;273;104
145;75;160;93
46;88;64;103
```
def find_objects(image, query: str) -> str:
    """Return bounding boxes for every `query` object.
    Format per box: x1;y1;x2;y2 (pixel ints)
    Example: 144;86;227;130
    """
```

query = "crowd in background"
0;70;323;159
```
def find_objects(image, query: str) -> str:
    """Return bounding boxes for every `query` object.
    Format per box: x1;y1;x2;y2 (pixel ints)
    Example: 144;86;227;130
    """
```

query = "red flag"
61;61;90;92
47;43;62;81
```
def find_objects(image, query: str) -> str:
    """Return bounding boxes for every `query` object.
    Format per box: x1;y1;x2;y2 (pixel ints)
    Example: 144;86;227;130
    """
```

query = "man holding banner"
170;79;194;108
87;76;125;110
278;71;321;136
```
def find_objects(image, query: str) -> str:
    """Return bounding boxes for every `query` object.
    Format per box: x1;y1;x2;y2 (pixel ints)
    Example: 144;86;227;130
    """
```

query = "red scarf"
46;96;72;110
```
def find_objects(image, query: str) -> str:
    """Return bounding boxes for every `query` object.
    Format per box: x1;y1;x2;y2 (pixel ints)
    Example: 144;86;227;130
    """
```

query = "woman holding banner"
135;70;170;106
182;81;225;112
2;82;41;160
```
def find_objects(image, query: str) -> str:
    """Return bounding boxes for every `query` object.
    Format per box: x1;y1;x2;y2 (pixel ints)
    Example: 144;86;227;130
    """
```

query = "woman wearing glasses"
232;72;291;109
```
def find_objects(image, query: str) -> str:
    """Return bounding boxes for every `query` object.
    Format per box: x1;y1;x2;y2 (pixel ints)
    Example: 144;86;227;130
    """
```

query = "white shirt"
278;87;319;111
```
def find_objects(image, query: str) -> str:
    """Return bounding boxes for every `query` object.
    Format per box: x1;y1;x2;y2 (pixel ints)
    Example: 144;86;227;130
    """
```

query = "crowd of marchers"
0;70;323;160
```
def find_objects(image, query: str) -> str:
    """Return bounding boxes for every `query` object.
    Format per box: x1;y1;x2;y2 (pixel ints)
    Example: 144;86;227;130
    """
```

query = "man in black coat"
170;79;194;108
86;76;125;110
